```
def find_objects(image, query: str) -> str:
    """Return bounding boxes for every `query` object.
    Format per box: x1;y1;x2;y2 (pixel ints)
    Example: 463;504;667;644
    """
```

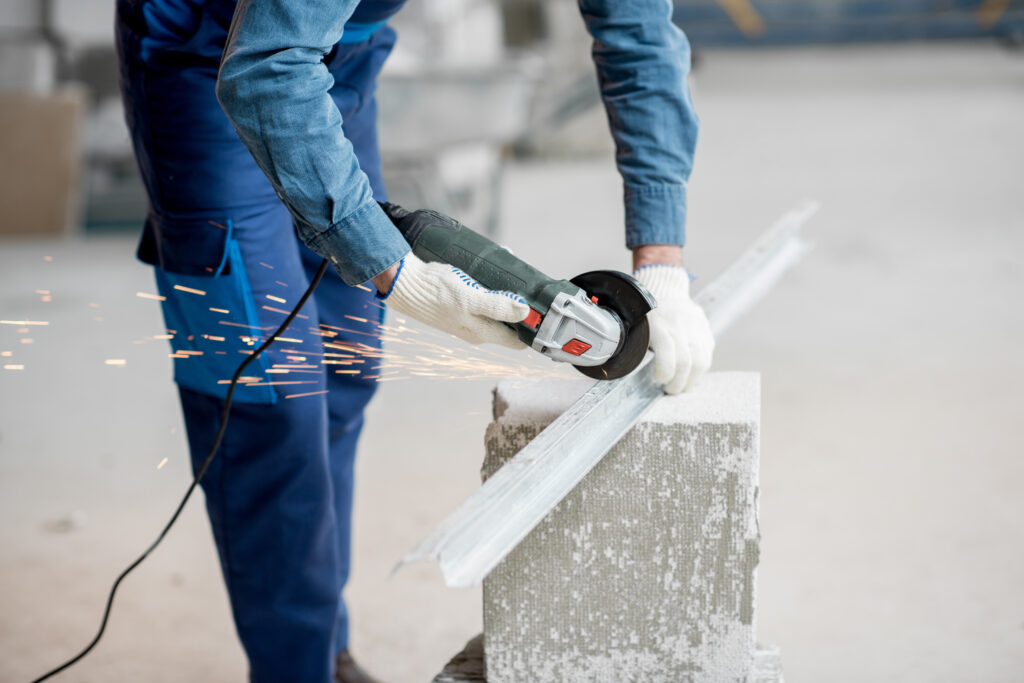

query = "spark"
157;457;168;470
153;334;173;340
310;328;336;338
173;285;207;296
35;290;50;294
89;303;101;309
355;284;373;292
163;304;566;385
4;364;24;370
319;324;379;340
202;335;226;342
0;351;11;357
20;339;34;344
41;296;51;302
208;220;228;231
0;320;49;326
284;389;330;399
209;307;230;314
266;294;287;304
219;320;274;329
136;292;166;301
259;262;274;269
263;305;308;319
104;359;127;366
275;281;289;288
44;256;53;262
176;350;204;356
246;380;319;387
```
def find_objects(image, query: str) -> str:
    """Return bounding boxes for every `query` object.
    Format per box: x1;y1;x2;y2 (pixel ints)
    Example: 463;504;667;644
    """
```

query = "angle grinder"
381;203;655;380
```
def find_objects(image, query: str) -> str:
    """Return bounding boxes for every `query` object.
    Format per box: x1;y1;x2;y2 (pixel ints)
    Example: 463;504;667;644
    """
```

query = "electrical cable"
30;258;331;683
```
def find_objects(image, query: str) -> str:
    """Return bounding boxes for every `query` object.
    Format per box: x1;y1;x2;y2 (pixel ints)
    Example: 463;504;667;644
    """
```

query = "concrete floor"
2;42;1023;682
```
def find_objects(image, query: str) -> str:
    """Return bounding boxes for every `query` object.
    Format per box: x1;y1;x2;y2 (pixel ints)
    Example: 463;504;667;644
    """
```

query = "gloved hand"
634;265;714;394
380;251;530;348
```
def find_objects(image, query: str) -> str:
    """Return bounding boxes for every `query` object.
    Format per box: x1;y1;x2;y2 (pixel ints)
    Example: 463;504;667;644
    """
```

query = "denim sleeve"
215;0;409;286
578;0;699;248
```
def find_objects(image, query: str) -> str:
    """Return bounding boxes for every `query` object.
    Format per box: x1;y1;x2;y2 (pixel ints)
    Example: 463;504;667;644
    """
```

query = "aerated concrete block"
481;372;766;683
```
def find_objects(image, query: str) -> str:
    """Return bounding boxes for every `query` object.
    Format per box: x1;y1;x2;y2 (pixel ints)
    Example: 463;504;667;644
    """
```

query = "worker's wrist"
371;260;402;297
631;244;683;271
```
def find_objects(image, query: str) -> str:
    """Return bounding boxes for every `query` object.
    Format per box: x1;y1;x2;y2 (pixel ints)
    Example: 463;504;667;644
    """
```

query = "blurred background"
2;1;1023;682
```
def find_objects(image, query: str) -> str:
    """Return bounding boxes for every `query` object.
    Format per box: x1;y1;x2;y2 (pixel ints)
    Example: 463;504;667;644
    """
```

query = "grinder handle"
382;204;579;343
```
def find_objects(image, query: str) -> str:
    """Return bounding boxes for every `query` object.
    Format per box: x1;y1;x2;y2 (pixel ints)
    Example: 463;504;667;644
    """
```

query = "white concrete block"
482;372;766;683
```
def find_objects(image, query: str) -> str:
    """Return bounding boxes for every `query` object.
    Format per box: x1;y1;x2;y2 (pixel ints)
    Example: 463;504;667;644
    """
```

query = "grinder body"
389;207;655;379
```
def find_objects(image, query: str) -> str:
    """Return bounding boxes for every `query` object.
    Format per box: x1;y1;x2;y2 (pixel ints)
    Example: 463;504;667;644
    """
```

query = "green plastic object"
395;209;580;346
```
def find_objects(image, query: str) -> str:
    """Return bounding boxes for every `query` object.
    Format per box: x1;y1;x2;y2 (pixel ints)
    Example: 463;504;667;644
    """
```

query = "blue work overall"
115;1;404;680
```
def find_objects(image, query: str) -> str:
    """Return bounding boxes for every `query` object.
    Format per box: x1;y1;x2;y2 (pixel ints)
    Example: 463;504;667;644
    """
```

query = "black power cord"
30;258;331;683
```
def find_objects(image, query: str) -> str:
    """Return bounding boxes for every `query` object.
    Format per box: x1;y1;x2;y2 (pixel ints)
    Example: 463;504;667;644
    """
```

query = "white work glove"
382;252;530;348
634;265;715;394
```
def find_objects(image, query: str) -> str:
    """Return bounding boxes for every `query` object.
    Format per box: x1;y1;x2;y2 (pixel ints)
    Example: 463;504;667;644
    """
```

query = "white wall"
53;0;116;47
0;0;42;33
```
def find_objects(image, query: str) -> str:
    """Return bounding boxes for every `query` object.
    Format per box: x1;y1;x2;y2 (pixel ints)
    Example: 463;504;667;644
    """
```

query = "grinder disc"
569;270;656;380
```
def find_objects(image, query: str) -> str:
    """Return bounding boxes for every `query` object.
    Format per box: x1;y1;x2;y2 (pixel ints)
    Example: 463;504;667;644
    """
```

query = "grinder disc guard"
569;271;655;380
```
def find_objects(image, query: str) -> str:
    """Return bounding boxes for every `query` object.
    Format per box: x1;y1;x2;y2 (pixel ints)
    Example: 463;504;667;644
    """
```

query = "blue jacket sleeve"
216;0;409;285
578;0;699;248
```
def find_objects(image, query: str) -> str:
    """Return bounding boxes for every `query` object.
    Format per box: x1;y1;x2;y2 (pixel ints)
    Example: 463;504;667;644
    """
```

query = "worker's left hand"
634;265;714;394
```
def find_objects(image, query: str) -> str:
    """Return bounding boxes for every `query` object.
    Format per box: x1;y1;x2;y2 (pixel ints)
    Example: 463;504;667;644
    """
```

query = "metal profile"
398;201;820;587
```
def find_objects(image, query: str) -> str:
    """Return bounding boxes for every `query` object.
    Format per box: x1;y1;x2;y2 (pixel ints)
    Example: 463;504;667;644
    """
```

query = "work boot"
334;651;384;683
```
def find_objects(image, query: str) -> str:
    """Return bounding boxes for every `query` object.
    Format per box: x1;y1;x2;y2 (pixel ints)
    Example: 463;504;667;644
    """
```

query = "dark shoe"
335;651;384;683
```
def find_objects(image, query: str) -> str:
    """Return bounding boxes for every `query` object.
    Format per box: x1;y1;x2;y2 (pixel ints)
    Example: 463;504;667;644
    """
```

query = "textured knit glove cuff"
634;264;693;301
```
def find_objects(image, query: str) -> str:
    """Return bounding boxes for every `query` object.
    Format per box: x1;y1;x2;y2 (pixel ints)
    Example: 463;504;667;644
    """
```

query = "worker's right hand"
377;252;530;348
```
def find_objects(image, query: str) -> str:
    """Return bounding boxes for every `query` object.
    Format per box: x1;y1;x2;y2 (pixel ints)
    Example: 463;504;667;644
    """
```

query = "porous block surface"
482;372;761;683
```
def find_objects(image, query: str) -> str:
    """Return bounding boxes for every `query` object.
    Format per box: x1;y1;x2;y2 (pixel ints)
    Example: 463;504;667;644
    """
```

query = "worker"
115;0;713;681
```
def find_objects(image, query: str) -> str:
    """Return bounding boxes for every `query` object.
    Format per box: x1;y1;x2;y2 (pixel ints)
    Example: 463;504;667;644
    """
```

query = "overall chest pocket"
138;213;277;404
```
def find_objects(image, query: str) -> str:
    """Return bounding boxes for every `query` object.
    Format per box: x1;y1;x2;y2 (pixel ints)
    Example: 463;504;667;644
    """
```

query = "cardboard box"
0;89;85;235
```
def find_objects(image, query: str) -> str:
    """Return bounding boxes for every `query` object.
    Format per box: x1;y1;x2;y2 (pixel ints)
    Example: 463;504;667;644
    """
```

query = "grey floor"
2;43;1023;682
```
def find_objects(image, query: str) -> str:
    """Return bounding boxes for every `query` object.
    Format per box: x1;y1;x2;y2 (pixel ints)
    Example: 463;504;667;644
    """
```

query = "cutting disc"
569;270;655;380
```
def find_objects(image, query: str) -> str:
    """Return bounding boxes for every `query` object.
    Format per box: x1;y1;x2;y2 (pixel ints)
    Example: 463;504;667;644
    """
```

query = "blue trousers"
116;5;394;680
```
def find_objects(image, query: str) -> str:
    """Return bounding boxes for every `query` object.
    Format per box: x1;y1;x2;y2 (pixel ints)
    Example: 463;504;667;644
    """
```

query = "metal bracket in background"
397;201;820;588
